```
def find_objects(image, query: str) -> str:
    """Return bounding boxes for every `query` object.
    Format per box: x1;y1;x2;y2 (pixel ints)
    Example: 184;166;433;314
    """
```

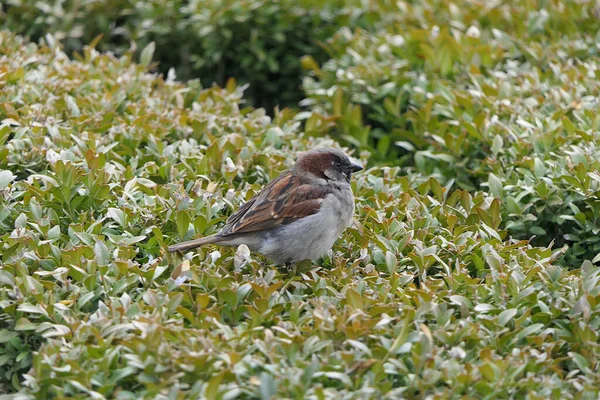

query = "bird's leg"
276;262;292;274
285;262;297;276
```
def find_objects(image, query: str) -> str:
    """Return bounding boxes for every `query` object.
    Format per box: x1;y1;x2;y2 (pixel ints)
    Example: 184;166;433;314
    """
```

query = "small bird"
168;147;363;266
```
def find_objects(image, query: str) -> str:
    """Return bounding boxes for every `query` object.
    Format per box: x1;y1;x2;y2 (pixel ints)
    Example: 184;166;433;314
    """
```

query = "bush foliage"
2;0;600;398
301;0;600;266
1;0;381;110
1;28;600;398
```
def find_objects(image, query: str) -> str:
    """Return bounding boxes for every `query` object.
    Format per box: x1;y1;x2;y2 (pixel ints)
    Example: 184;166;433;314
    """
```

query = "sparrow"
168;147;363;266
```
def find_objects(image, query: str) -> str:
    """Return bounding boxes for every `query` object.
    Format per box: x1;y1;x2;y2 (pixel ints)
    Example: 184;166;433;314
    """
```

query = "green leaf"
385;251;398;275
95;240;110;266
25;276;43;295
516;323;544;340
488;173;503;198
529;226;546;236
533;157;546;178
166;293;184;315
260;372;278;399
569;352;590;373
17;303;49;316
15;318;37;331
346;288;363;309
318;371;352;386
491;135;503;155
0;354;12;367
205;371;225;400
176;211;191;239
449;295;472;308
47;225;61;240
140;41;156;67
497;309;517;326
0;170;15;190
0;329;18;343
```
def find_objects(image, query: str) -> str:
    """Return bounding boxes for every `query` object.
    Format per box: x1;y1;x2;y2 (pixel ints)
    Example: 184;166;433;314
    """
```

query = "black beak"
348;161;363;173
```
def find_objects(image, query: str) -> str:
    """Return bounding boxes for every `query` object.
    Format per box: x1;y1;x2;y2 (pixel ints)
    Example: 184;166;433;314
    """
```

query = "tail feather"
167;235;223;253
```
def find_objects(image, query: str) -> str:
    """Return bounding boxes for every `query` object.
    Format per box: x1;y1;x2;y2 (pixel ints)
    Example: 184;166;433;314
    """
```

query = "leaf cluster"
0;0;382;110
301;0;600;266
1;29;600;398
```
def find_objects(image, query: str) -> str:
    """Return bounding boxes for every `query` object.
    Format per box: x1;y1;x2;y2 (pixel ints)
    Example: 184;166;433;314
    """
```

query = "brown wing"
219;171;328;235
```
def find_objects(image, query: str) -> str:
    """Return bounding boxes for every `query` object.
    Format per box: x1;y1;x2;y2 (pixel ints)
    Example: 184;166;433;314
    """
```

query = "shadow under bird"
168;147;363;266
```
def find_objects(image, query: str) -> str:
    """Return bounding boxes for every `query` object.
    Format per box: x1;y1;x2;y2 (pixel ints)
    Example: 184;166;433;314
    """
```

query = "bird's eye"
334;162;341;167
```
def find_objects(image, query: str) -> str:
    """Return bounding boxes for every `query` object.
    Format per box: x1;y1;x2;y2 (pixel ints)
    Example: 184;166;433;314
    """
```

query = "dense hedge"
2;31;600;397
301;0;600;266
0;0;385;111
2;0;600;397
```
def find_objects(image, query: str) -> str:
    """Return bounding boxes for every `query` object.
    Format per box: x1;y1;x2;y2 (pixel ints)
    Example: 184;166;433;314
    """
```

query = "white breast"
258;187;355;264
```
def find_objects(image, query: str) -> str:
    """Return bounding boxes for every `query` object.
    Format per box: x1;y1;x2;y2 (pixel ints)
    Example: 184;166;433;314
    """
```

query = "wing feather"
219;172;328;235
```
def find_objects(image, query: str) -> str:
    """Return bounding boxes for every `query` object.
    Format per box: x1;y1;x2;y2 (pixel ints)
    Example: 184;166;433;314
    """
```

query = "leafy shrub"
0;30;315;391
301;0;600;265
1;0;382;111
303;0;600;157
2;31;600;398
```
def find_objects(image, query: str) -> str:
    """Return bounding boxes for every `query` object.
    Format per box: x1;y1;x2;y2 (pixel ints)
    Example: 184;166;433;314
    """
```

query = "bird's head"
294;147;363;183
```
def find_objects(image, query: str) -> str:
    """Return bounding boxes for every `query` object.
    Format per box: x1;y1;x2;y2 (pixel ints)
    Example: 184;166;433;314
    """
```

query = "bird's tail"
167;235;223;253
